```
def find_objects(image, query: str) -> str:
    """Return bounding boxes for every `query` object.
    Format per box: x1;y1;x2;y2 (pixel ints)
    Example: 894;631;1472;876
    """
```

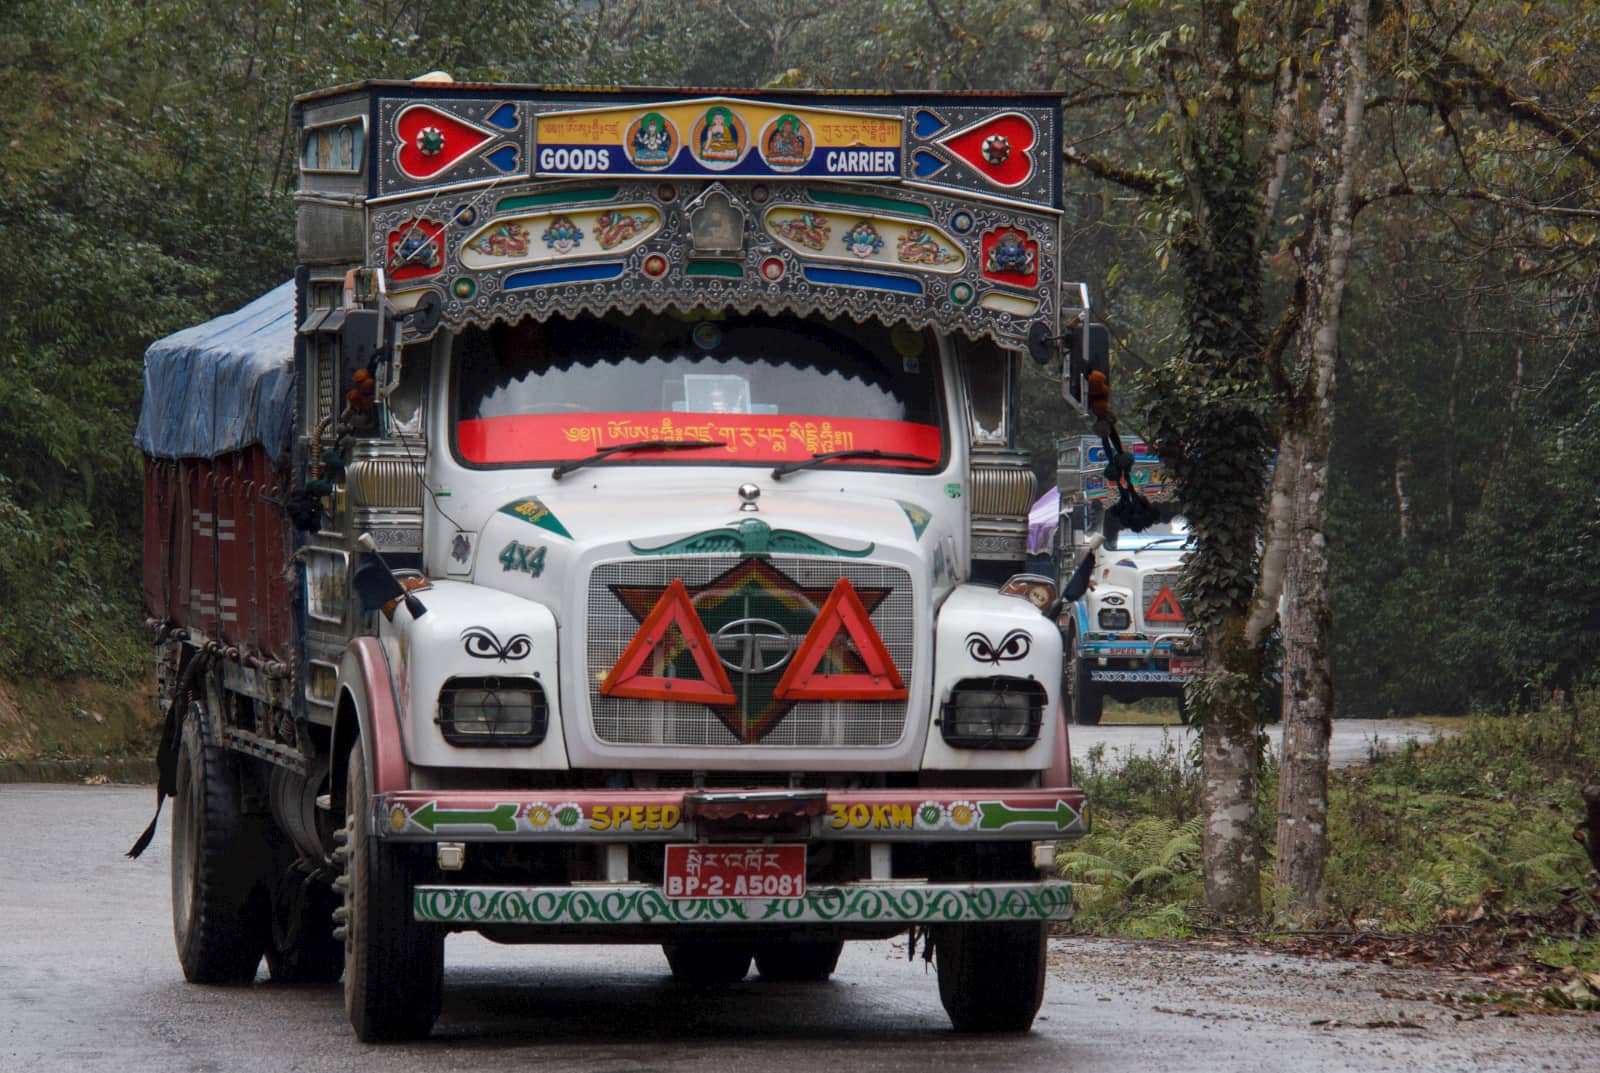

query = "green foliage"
1364;698;1600;800
0;1;656;681
1064;700;1600;938
1057;815;1205;932
1076;734;1201;822
1327;216;1600;713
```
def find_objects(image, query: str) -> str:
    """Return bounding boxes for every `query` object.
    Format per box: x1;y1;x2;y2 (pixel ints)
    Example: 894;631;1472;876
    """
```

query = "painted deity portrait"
694;105;744;165
762;113;812;170
627;112;676;168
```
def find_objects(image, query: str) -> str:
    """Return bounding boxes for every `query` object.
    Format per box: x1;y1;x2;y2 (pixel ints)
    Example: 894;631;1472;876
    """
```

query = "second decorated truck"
1054;436;1196;725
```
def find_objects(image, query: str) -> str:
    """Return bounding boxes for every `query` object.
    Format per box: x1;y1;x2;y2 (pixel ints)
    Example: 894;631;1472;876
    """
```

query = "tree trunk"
1274;0;1369;919
1202;698;1262;914
1394;443;1412;542
1581;783;1600;875
1276;420;1335;916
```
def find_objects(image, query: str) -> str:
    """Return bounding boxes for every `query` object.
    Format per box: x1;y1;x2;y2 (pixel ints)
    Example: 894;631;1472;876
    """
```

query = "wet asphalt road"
5;782;1598;1072
1070;717;1452;771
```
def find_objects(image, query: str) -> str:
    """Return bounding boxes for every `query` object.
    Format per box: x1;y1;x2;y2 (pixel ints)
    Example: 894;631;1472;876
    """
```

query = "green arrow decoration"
410;801;520;833
976;800;1079;831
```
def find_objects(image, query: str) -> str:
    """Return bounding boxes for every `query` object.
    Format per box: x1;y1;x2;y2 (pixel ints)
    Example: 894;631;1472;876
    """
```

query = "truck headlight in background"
939;677;1045;749
437;676;548;746
1097;607;1132;630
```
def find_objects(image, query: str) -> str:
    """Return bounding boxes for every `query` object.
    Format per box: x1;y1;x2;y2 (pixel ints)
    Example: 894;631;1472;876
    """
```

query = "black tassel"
1108;487;1161;532
126;794;164;859
126;652;207;858
1062;547;1097;603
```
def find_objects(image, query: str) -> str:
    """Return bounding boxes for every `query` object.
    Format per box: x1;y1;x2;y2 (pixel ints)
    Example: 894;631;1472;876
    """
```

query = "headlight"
1098;607;1132;630
939;678;1045;750
438;676;548;746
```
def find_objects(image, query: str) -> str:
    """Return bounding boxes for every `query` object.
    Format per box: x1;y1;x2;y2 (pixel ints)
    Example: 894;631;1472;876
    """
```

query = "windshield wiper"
551;439;727;480
771;449;938;480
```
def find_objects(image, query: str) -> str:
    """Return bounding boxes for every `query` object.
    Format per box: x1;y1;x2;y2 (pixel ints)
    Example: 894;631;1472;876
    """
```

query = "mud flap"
126;651;210;859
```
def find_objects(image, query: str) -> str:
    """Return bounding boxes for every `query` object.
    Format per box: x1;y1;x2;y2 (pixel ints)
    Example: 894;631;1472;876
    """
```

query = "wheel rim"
171;753;198;933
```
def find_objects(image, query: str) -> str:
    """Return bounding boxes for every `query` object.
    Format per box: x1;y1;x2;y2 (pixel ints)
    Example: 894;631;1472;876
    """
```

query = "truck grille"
586;557;914;747
1139;570;1187;634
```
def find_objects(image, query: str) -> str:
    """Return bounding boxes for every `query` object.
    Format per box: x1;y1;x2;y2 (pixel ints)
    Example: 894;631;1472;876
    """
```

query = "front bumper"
1089;667;1189;684
378;788;1088;842
414;880;1075;926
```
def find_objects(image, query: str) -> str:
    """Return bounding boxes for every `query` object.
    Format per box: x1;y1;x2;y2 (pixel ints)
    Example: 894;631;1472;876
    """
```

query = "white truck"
136;81;1109;1041
1054;437;1196;725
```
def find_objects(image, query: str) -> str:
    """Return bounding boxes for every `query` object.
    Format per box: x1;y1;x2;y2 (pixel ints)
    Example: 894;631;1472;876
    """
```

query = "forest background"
0;0;1595;722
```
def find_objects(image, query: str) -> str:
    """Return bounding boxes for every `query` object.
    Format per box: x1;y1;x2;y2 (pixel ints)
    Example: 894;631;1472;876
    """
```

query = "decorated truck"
135;79;1108;1040
1055;436;1195;725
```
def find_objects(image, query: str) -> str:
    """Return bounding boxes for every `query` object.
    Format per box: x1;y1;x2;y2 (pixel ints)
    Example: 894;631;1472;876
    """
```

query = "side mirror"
1025;321;1055;366
1062;322;1111;408
398;290;442;339
340;308;386;372
352;556;405;611
354;533;427;619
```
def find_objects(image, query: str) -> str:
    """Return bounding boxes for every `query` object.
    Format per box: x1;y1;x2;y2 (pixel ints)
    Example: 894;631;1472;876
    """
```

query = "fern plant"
1057;816;1204;924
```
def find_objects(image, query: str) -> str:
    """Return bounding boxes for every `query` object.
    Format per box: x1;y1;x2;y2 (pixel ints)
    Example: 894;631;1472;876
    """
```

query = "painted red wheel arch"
339;637;409;795
1046;701;1072;788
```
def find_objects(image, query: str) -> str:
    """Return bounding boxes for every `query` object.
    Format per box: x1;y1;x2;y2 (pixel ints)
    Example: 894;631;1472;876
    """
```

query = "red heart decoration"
937;113;1037;188
396;105;494;180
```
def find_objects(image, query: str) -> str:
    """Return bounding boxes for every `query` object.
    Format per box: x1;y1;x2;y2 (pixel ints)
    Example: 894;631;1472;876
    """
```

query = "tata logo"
713;618;795;676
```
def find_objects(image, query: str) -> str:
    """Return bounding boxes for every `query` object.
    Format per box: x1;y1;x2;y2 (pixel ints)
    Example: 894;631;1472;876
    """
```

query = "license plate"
663;844;805;899
1169;657;1201;676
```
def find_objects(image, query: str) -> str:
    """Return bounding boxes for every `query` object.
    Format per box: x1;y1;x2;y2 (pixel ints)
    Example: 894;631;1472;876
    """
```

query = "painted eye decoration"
461;626;532;662
965;629;1032;664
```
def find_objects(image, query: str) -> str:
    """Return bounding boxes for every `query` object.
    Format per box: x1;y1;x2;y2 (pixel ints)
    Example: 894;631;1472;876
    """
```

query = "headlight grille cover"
1097;606;1132;630
939;676;1044;749
438;676;548;746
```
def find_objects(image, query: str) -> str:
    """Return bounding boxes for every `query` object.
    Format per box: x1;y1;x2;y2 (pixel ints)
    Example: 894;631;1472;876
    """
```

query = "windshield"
453;311;945;468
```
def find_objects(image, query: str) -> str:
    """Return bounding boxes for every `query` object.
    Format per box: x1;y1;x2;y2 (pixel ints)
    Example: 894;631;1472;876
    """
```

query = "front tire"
341;739;443;1041
933;922;1048;1032
1065;630;1103;726
171;692;268;983
754;940;842;982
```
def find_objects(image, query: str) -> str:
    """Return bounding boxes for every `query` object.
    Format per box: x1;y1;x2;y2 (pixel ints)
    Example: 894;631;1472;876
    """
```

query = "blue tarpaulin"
134;280;297;463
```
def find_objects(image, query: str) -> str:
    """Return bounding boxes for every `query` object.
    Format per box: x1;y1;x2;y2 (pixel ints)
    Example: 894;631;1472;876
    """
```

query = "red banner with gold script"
457;412;943;466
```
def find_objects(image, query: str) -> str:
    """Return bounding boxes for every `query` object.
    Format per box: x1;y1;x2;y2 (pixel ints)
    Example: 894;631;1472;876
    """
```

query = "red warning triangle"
1146;585;1185;623
600;578;736;704
773;578;907;702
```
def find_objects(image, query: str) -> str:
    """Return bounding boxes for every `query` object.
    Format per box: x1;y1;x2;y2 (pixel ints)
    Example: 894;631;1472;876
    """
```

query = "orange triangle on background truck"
773;578;907;701
1146;584;1185;623
599;578;736;704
